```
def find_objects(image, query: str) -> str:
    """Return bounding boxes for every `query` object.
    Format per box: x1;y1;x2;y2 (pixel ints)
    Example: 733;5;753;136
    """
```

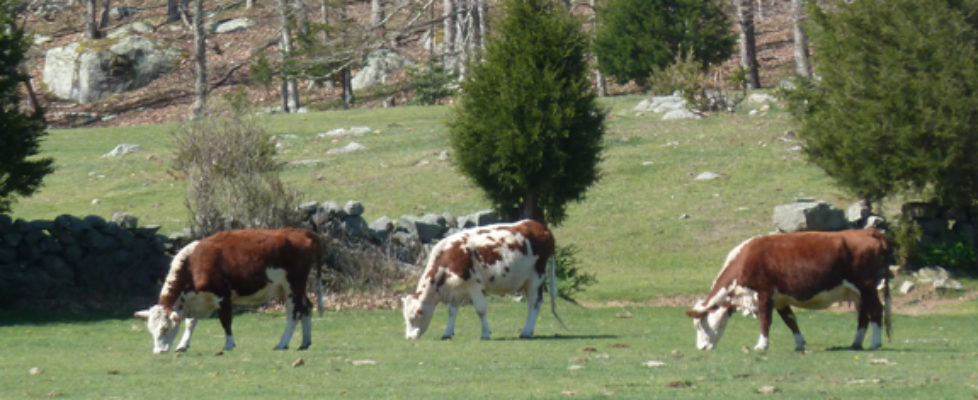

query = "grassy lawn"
3;301;978;399
5;95;978;398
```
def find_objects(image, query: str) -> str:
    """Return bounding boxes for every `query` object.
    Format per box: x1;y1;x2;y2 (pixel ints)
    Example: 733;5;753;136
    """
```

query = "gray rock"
102;143;142;157
634;95;686;113
43;37;180;103
327;142;367;155
898;280;914;294
212;18;256;34
109;6;139;20
399;214;446;244
747;93;778;104
344;201;365;217
110;212;139;229
352;49;413;90
662;109;701;120
695;171;722;181
369;216;394;234
341;216;369;238
773;200;848;232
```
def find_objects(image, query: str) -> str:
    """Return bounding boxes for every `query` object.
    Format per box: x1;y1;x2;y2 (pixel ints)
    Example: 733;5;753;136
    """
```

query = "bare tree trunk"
246;0;254;9
98;0;110;30
85;0;99;38
370;0;383;27
756;0;764;21
167;0;180;23
735;0;761;89
293;0;309;38
277;0;300;112
342;67;354;109
443;0;456;73
476;0;486;52
191;0;207;119
590;0;606;97
791;0;812;78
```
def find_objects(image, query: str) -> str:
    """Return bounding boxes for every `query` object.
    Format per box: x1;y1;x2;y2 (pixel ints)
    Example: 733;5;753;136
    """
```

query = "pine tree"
0;0;54;213
593;0;734;88
448;0;605;225
787;0;978;209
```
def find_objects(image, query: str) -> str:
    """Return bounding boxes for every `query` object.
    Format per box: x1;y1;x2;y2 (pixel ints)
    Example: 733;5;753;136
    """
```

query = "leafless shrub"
321;236;414;293
171;108;302;237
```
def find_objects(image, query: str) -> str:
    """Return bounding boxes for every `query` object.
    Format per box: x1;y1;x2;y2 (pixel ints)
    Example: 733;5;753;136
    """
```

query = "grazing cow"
135;228;323;354
686;229;892;352
402;219;563;340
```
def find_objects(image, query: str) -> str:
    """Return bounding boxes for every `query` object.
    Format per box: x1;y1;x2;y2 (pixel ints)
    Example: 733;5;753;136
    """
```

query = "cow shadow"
492;333;618;341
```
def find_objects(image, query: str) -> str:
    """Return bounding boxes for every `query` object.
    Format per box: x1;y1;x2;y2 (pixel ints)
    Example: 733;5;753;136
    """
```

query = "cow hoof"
298;344;311;351
274;346;288;351
851;344;863;350
440;336;453;341
519;334;533;339
175;347;188;353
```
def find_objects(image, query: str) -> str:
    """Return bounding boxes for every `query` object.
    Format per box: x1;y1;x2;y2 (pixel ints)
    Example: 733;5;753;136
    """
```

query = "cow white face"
134;305;182;353
401;295;434;339
686;303;733;350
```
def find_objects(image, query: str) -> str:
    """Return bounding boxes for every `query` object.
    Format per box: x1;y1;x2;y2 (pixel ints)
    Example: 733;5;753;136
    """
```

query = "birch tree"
735;0;761;89
191;0;207;118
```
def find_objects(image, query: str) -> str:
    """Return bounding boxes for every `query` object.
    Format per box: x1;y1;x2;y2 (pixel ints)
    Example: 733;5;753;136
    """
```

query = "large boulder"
773;200;849;232
42;36;181;104
352;49;413;90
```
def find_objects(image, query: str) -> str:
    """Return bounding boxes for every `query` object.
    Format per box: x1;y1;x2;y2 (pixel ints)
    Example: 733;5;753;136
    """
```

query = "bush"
407;65;457;105
593;0;734;88
551;244;597;302
786;0;978;208
170;105;302;236
649;53;745;112
448;0;605;225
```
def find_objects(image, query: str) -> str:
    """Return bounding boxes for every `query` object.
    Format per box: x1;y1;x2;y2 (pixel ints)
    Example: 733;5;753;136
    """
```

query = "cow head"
401;294;434;339
686;302;735;350
134;305;182;353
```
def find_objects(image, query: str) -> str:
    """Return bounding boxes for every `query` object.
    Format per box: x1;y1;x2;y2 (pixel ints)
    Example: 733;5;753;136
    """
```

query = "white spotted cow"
402;219;563;340
686;229;892;352
135;228;323;353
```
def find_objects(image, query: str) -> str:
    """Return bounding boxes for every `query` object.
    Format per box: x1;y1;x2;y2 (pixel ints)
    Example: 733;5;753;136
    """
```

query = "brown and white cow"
402;219;563;340
686;229;892;352
135;228;323;353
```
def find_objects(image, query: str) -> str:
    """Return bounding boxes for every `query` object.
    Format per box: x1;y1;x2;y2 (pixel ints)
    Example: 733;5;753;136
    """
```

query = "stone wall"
0;213;171;309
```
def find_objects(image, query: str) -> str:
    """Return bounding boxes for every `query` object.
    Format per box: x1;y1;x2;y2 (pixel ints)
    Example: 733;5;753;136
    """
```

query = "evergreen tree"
0;0;53;213
593;0;734;88
448;0;605;225
787;0;978;209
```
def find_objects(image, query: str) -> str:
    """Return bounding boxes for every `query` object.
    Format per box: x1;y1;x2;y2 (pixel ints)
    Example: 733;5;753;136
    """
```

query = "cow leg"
441;304;458;340
519;280;545;339
275;297;299;350
175;317;197;352
218;298;236;351
754;293;773;351
297;296;312;350
469;288;491;340
776;306;805;351
854;288;884;350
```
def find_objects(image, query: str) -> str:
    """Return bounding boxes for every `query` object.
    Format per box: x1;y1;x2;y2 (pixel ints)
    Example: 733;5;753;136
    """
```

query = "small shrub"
170;105;302;236
320;236;409;293
551;244;597;302
407;65;457;105
649;53;743;112
917;236;977;271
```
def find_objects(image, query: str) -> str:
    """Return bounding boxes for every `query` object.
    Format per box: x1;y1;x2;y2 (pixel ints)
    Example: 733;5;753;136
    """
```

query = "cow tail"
883;271;892;341
548;255;567;329
316;236;325;317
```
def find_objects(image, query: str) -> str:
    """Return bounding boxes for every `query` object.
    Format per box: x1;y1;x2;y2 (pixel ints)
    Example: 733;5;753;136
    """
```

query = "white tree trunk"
371;0;384;27
792;0;812;78
277;0;300;112
735;0;761;89
191;0;207;119
443;0;456;73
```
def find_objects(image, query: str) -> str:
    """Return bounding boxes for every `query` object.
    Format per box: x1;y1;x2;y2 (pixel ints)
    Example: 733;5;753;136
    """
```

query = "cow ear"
134;310;151;320
685;310;703;319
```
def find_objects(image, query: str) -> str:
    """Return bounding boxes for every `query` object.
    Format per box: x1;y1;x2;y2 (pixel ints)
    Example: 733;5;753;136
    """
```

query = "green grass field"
5;95;978;398
3;302;978;399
